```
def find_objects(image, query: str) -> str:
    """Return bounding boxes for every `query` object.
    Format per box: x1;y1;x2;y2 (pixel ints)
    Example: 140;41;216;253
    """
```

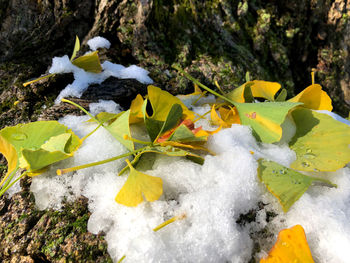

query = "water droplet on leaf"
301;161;310;167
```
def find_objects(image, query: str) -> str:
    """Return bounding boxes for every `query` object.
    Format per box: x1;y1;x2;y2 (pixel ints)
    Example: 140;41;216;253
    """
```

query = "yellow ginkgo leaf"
0;135;18;186
226;80;281;103
211;104;227;127
115;159;163;207
211;104;240;128
250;80;281;101
147;85;195;121
129;94;145;124
260;225;315;263
288;84;332;111
218;105;241;125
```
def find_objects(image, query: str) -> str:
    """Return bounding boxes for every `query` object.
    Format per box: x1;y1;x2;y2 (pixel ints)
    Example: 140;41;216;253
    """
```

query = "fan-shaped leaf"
258;159;335;212
0;121;81;175
72;51;102;73
115;160;163;207
260;225;315;263
290;108;350;171
289;84;332;111
235;102;301;143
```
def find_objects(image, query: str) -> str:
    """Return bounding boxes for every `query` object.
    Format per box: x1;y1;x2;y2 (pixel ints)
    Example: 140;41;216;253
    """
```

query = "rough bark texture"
0;0;350;262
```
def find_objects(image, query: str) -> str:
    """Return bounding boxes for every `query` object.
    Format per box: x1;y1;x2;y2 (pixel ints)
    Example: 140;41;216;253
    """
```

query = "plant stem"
0;171;27;198
61;98;99;124
153;214;186;232
23;73;56;87
173;65;237;106
0;166;19;188
81;123;102;143
117;255;126;263
57;146;149;175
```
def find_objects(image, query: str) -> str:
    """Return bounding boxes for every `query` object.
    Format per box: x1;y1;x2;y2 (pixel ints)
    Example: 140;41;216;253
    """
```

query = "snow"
29;100;350;262
87;36;111;51
49;38;153;104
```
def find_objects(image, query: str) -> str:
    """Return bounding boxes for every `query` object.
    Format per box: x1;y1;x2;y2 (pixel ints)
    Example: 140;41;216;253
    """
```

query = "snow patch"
87;36;111;51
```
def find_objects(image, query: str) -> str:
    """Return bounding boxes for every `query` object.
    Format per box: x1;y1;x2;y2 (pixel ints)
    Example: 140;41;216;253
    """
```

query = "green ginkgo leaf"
115;159;163;207
235;102;302;143
87;112;123;125
21;133;79;172
168;124;207;143
0;121;81;175
258;159;336;212
105;110;134;151
72;51;102;73
145;103;183;142
118;145;204;175
290;108;350;172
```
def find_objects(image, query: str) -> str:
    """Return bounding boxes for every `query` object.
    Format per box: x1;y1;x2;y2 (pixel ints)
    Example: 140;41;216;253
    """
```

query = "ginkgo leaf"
250;80;281;101
226;80;281;103
275;88;287;102
72;51;102;73
0;135;18;185
225;82;254;103
235;102;302;143
290;108;350;172
167;124;208;143
260;225;315;263
258;159;335;212
118;145;205;175
145;104;183;142
21;133;78;172
105;110;134;151
288;84;332;111
129;94;145;124
115;159;163;207
70;35;80;61
87;112;123;125
0;121;81;175
146;85;195;121
211;105;240;128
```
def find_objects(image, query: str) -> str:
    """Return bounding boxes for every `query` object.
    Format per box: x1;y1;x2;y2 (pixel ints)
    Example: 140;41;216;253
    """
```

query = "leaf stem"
23;73;56;87
117;255;126;263
0;166;19;188
61;98;99;124
57;146;149;175
0;171;27;198
123;134;152;146
81;123;102;143
153;213;186;232
173;65;237;106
